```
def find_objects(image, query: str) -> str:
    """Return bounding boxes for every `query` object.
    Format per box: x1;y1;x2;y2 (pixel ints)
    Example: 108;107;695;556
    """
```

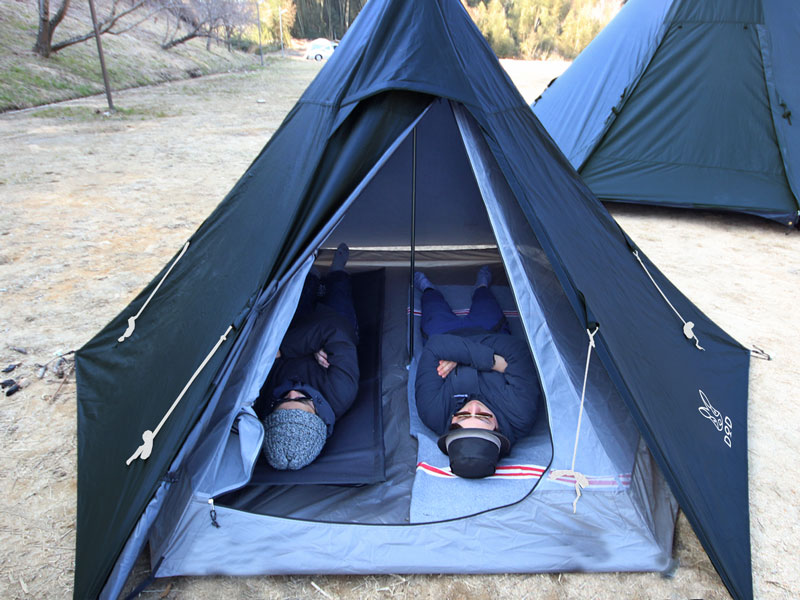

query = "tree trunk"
34;0;52;57
162;27;202;50
34;0;73;57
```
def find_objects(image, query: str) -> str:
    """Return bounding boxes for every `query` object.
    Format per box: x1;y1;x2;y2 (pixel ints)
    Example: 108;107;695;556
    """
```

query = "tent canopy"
533;0;800;226
75;1;752;599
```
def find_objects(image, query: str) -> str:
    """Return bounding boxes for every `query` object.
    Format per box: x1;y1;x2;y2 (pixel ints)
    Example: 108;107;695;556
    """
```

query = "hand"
314;349;330;369
437;359;457;379
492;354;507;373
276;349;282;359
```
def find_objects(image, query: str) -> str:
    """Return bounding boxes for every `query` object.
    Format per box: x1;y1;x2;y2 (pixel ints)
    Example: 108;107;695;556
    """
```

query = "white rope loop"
119;242;190;343
126;325;233;466
632;250;704;351
548;325;598;513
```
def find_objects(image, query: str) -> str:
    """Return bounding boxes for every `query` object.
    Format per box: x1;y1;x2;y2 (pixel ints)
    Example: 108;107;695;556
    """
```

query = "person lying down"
414;267;541;478
255;243;359;470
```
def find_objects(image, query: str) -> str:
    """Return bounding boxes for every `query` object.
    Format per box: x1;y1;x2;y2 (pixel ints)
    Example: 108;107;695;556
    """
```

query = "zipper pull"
208;498;221;528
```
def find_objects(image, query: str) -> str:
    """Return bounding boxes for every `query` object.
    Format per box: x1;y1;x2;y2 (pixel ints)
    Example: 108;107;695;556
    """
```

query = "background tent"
74;1;751;599
532;0;800;226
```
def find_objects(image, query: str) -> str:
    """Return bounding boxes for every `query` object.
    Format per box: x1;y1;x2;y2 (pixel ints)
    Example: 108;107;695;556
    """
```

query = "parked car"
305;38;338;61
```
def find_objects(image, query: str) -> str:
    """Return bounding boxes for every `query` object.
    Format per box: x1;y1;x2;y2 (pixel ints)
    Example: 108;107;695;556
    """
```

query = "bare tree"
220;1;253;51
34;0;165;57
160;0;238;50
34;0;72;57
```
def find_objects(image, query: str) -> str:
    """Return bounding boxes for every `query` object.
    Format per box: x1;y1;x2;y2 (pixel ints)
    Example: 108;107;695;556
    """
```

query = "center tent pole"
408;127;417;362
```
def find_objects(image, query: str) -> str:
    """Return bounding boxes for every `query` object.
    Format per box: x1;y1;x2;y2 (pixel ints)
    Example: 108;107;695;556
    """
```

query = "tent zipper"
208;498;221;528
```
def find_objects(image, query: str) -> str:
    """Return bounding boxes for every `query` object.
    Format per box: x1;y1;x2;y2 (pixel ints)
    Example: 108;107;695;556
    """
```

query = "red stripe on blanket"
417;462;632;487
416;462;545;479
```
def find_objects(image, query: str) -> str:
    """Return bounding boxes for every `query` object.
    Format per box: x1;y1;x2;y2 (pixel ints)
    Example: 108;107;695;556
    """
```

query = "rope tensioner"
126;325;233;466
119;242;190;343
632;250;704;351
548;325;598;513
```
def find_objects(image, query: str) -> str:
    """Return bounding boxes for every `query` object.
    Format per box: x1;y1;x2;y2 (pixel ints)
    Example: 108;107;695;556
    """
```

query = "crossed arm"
276;317;359;418
436;354;507;378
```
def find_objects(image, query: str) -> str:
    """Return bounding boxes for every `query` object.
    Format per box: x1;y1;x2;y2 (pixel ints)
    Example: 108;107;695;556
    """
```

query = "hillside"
0;0;262;112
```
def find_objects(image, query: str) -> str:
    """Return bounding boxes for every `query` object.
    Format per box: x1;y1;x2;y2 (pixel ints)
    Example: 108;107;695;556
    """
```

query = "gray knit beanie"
262;408;327;470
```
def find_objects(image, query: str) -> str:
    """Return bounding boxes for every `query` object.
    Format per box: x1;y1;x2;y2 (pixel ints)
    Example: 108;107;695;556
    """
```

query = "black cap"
437;428;511;479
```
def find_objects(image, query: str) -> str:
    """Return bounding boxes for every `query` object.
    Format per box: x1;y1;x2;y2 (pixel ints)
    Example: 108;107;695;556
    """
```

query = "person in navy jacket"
256;244;360;470
414;267;541;478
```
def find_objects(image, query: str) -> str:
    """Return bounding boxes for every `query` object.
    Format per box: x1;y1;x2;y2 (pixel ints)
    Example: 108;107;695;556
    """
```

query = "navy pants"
296;270;358;339
421;287;508;337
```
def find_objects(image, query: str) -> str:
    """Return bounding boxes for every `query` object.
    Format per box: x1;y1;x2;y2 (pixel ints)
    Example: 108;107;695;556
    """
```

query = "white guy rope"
126;325;233;466
118;242;190;343
632;250;704;351
549;326;598;513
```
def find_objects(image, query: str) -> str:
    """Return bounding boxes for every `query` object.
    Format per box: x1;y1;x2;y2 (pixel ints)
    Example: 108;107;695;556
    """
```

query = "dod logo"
698;390;732;448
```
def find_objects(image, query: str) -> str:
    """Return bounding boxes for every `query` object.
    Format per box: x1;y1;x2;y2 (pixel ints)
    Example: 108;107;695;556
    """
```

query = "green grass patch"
31;104;174;120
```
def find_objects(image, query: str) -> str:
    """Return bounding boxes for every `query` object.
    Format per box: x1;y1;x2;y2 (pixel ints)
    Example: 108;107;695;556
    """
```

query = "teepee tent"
533;0;800;226
75;1;752;599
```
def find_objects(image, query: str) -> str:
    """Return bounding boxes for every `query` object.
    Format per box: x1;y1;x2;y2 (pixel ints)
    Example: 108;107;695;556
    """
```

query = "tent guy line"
633;249;704;351
548;325;599;513
125;324;233;466
118;242;190;343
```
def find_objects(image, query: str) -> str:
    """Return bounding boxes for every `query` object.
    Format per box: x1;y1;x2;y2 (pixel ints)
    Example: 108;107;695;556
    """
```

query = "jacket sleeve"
421;333;496;370
315;333;359;419
481;335;541;441
279;319;333;358
277;311;360;419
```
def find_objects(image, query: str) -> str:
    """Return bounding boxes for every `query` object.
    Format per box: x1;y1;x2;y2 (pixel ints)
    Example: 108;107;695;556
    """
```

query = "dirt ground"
0;58;798;599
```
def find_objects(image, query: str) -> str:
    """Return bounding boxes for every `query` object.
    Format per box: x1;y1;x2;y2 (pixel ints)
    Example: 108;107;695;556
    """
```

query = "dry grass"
0;58;797;600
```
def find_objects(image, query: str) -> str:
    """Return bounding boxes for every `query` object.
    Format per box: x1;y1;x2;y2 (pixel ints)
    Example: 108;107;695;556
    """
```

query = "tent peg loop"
208;498;221;528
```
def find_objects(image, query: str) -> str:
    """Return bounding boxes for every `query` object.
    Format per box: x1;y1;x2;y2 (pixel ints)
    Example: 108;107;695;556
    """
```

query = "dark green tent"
75;1;752;599
534;0;800;226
